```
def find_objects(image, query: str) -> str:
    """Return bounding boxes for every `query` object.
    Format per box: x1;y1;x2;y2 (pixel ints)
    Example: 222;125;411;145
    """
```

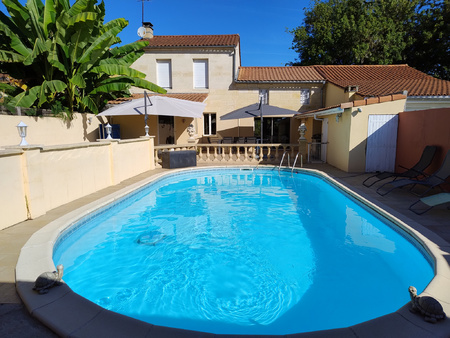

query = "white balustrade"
155;143;301;167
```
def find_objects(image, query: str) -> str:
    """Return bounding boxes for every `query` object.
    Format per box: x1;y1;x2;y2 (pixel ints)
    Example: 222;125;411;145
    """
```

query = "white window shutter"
194;60;208;88
157;60;172;88
300;89;310;104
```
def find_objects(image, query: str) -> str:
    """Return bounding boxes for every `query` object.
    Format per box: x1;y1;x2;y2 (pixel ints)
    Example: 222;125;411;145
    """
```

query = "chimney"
143;22;154;39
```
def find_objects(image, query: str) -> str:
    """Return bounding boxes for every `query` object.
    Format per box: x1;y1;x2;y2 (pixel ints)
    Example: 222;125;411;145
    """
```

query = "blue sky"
0;0;311;67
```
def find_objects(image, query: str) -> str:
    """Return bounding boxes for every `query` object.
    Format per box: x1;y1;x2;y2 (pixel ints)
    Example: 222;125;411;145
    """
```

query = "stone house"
126;24;450;172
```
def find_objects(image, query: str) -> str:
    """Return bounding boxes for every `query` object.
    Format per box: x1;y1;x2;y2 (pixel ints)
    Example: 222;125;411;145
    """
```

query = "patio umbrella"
98;94;206;118
98;92;206;136
220;101;299;143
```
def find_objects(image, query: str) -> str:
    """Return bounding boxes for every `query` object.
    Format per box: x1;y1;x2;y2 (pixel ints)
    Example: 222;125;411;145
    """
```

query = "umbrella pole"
260;96;263;144
144;91;149;137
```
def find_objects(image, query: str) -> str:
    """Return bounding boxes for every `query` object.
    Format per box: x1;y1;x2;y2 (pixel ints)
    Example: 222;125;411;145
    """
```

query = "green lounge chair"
409;193;450;215
363;145;437;187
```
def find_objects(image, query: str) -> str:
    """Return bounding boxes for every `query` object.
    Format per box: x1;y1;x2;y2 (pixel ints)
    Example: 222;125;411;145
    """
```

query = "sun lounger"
409;193;450;215
363;145;437;187
376;149;450;196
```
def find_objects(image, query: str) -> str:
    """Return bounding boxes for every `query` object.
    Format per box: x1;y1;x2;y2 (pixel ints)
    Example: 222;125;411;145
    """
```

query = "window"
255;117;290;143
193;59;209;89
203;113;216;135
157;60;172;89
259;89;269;104
300;89;310;105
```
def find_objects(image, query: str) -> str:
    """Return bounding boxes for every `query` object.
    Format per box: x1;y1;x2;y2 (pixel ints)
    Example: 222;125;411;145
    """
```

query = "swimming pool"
52;168;434;335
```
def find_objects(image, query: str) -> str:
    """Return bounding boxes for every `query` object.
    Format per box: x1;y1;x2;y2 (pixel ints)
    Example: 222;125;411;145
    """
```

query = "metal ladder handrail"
278;151;290;171
291;152;301;173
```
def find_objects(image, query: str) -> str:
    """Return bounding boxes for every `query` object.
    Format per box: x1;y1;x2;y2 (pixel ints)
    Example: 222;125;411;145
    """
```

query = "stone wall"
0;138;155;231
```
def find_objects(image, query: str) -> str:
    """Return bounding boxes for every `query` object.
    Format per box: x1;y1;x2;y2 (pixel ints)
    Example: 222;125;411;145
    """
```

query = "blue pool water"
53;169;434;334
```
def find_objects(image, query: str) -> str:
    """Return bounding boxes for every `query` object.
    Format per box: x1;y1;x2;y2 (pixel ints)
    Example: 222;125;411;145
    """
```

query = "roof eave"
295;106;344;119
407;95;450;99
144;45;238;49
235;80;326;84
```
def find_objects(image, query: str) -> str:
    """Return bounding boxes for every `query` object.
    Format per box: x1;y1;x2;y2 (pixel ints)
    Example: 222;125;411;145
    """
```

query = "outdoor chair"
363;145;437;187
376;149;450;197
409;192;450;215
246;137;257;144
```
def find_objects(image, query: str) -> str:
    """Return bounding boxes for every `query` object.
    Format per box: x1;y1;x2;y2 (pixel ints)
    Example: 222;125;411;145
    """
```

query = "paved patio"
1;163;449;337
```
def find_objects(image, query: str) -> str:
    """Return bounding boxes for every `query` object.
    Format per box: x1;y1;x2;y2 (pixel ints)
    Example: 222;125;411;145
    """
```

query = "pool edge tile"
32;290;103;337
285;327;356;337
69;308;153;338
16;281;72;314
351;311;444;338
147;325;214;338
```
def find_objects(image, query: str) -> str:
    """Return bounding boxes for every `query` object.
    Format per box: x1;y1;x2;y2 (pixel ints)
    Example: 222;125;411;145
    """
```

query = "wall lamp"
105;123;113;139
352;107;362;117
17;121;29;146
335;113;343;123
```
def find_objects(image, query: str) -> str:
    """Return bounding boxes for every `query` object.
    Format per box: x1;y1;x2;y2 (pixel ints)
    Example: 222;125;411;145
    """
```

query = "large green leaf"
66;11;97;28
102;17;126;34
0;48;25;62
68;14;98;62
80;95;98;114
67;0;92;17
8;85;41;108
119;51;144;66
70;73;86;88
89;82;130;95
47;42;67;73
38;79;67;105
90;64;146;78
131;78;166;94
56;0;71;13
0;82;18;93
110;40;149;58
2;0;29;31
42;0;55;36
0;18;32;57
23;37;47;65
77;22;125;64
26;0;45;40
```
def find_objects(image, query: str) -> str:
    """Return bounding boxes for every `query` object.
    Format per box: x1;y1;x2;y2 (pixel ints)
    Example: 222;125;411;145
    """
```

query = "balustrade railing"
154;143;301;168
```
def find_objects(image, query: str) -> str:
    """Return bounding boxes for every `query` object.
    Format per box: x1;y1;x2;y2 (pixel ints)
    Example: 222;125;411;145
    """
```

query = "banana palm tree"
0;0;165;120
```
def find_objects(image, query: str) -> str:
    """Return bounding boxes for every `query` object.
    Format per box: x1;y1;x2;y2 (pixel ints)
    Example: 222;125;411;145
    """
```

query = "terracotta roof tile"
108;93;208;105
314;65;450;96
296;93;407;117
237;67;325;83
144;35;240;48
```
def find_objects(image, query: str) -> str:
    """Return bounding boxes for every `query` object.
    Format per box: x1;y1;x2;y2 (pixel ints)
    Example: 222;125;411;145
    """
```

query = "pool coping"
15;166;450;337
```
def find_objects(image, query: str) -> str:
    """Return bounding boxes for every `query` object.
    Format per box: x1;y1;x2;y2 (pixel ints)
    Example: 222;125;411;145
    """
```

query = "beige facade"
323;83;362;107
130;38;324;145
298;97;407;172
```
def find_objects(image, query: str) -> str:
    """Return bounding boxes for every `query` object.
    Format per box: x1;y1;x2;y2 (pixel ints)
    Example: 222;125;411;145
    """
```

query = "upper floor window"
157;60;172;89
300;89;310;105
259;89;269;104
193;59;209;89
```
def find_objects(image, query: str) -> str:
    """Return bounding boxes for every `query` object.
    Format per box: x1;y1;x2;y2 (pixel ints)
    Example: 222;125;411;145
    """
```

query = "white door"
365;115;398;172
321;118;328;162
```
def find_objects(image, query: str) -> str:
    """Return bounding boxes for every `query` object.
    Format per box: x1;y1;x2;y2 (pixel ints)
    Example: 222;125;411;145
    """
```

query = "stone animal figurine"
409;286;445;323
33;264;64;294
